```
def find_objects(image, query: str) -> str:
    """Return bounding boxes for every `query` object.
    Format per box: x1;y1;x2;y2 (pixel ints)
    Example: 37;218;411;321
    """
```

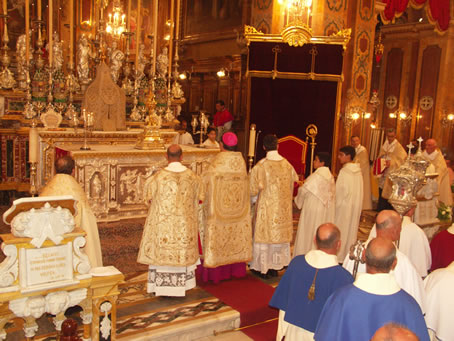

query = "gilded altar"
47;142;219;222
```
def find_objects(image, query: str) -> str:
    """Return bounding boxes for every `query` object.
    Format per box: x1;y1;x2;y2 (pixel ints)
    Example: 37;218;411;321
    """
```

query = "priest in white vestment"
424;261;454;341
249;134;298;276
40;155;103;268
368;207;431;277
293;152;335;257
343;210;426;312
423;138;453;206
376;128;407;211
351;136;372;210
334;145;363;261
137;145;202;296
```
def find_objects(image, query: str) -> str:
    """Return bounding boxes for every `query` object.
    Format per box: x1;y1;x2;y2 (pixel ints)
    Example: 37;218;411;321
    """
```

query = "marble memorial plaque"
24;244;73;287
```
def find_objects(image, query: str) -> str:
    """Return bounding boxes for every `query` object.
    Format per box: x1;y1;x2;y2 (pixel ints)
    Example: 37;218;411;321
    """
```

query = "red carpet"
199;274;278;339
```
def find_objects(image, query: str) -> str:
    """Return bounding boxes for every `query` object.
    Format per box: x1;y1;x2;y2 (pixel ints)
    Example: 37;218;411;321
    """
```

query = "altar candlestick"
2;0;6;16
37;0;41;20
152;0;158;75
69;0;73;68
29;128;39;163
248;124;256;157
48;0;53;67
25;0;29;64
135;0;141;69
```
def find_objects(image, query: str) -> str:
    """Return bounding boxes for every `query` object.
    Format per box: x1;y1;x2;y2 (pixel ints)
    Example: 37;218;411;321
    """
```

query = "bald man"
343;210;426;312
371;323;419;341
423;138;453;206
315;238;429;341
137;144;203;296
270;223;353;341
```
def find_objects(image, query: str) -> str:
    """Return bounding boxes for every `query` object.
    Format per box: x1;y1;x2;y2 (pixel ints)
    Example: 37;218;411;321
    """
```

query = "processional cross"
272;45;281;80
406;142;414;157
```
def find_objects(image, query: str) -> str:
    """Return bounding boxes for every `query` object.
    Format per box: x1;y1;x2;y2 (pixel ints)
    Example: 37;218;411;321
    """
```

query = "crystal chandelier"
106;0;126;37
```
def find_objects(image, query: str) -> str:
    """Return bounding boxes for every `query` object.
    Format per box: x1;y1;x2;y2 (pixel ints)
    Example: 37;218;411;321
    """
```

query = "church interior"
0;0;453;340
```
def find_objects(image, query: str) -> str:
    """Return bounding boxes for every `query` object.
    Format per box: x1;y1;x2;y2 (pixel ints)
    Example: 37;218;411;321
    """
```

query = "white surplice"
293;166;335;257
368;216;432;277
354;145;372;210
335;162;363;260
343;246;426;313
172;132;194;145
424;261;454;341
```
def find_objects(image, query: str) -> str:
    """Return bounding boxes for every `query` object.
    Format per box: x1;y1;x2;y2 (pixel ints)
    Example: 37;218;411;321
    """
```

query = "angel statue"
156;47;168;79
46;32;64;70
108;40;125;83
77;35;95;84
172;80;184;99
136;43;147;77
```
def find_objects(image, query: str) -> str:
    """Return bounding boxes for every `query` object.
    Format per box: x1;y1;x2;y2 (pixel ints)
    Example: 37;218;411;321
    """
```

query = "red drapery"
382;0;450;32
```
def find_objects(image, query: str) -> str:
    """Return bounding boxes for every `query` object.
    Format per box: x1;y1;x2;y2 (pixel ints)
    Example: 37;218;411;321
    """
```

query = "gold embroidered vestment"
137;169;202;267
202;152;252;268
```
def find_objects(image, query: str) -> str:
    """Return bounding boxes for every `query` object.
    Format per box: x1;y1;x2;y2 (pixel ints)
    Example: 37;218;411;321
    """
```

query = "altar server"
40;155;103;267
270;223;353;341
201;128;220;148
334;145;363;260
315;237;429;341
351;135;372;210
343;210;426;312
423;138;453;206
424;261;454;341
198;132;252;283
249;134;298;277
293;152;335;257
172;119;194;145
368;207;431;277
137;145;202;296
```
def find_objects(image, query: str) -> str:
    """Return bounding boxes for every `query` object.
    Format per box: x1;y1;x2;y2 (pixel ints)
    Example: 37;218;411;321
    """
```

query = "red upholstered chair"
278;135;308;179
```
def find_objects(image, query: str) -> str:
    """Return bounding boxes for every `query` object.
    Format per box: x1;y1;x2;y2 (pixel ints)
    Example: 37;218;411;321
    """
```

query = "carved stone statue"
82;62;126;131
108;40;124;84
47;32;64;70
156;47;168;79
77;35;94;84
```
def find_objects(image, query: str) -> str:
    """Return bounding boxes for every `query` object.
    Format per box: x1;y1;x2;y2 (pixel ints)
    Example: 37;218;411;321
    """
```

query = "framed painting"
182;0;244;43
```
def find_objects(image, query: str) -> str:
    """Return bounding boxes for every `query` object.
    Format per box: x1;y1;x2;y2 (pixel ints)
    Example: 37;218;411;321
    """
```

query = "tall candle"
127;0;131;32
152;0;158;75
48;0;53;67
135;0;141;69
175;0;180;40
168;0;174;82
248;124;256;157
2;0;6;16
37;0;41;20
25;0;29;64
69;0;73;68
29;128;39;163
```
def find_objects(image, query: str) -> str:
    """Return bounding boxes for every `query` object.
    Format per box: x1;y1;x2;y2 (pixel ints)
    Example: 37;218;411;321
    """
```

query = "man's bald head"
371;322;419;341
167;144;183;162
365;237;397;273
425;138;437;154
55;155;75;175
315;223;341;254
376;210;402;242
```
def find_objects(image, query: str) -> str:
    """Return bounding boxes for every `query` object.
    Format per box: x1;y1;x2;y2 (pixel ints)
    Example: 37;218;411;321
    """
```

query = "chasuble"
423;149;453;206
201;151;252;268
377;139;407;199
250;155;298;244
137;168;202;267
40;174;103;267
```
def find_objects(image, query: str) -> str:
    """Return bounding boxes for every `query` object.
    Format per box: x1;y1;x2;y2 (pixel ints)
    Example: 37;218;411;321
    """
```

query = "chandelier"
279;0;313;47
106;0;126;37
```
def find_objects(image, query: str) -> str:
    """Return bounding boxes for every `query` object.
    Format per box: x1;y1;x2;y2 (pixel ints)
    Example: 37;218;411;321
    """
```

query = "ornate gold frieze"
282;24;313;47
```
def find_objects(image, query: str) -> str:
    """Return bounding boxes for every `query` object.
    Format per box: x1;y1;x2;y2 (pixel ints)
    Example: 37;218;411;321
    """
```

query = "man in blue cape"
314;237;429;341
269;223;353;340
